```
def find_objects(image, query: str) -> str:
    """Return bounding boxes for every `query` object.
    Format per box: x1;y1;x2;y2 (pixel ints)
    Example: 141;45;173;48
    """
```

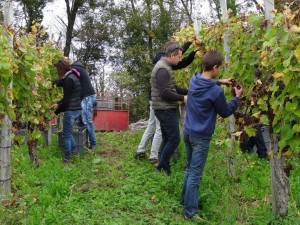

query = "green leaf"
92;158;102;164
281;124;294;141
244;126;257;137
31;130;41;139
292;124;300;132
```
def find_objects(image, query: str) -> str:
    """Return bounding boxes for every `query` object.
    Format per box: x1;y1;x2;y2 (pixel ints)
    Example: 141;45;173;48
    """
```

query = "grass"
0;127;300;224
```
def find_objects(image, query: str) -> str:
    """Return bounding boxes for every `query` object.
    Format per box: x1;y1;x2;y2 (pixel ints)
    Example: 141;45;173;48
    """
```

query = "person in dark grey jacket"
52;59;82;163
71;62;97;149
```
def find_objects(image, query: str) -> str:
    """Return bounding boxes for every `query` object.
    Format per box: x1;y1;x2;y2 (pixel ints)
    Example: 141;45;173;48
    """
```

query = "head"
164;42;183;66
202;50;224;78
54;58;72;78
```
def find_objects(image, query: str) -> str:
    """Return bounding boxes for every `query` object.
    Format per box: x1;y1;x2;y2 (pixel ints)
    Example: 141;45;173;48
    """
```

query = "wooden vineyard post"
220;0;235;177
264;0;289;217
0;2;13;200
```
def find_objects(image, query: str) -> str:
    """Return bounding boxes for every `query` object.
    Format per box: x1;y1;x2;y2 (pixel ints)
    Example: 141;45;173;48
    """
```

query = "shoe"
134;152;146;160
149;158;158;166
156;166;171;176
184;214;204;221
90;145;97;150
62;158;72;163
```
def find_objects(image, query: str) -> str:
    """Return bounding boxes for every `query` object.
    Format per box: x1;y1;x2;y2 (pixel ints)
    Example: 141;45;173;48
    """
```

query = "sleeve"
173;50;197;70
214;89;239;118
55;77;74;115
156;68;185;102
52;78;64;87
175;85;188;95
181;41;192;54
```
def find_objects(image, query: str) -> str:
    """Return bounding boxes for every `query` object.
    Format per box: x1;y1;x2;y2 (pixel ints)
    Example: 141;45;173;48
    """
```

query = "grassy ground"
0;127;300;224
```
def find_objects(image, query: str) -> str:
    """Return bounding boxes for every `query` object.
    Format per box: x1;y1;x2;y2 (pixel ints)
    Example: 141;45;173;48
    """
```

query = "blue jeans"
154;109;180;174
81;94;97;147
180;134;210;218
63;110;81;160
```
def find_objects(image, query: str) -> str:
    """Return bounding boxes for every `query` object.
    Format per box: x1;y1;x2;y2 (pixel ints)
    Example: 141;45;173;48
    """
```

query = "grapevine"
172;9;300;155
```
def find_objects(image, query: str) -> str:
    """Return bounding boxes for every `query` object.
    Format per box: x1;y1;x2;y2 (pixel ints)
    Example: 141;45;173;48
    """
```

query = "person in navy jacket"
181;50;243;219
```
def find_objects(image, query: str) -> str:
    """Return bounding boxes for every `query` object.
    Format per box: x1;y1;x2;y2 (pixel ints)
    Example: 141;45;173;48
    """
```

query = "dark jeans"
240;125;267;158
154;108;180;174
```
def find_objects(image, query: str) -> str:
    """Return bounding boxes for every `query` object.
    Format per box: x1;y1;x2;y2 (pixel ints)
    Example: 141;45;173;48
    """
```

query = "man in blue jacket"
181;50;243;219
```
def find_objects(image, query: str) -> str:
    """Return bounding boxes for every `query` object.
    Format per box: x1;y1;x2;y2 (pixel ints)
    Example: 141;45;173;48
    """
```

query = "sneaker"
184;214;204;221
156;166;171;176
62;158;72;163
134;152;146;160
90;145;97;150
149;158;158;166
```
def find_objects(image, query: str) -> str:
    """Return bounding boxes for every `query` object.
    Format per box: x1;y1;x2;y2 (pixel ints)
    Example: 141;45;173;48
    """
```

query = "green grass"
1;128;300;224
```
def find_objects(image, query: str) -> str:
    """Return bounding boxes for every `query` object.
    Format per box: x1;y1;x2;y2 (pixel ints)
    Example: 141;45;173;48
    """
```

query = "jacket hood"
189;73;218;97
152;52;165;65
71;61;85;69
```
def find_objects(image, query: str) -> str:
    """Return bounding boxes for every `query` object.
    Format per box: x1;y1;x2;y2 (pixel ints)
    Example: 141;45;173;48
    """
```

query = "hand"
183;95;188;105
195;47;202;52
51;104;58;110
194;36;203;46
219;78;233;85
234;86;243;98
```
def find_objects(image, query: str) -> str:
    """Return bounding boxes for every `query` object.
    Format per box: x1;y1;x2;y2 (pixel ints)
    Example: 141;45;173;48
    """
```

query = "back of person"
71;62;95;99
184;74;227;139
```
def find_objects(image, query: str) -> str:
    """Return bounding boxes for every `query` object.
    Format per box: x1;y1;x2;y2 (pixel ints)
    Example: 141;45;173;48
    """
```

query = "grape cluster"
231;79;241;97
234;112;260;142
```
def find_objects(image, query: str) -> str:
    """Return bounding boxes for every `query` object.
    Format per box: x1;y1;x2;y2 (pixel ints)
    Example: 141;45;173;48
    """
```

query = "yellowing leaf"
233;131;243;137
290;25;300;33
268;150;274;159
283;150;292;158
252;112;260;119
273;72;284;78
294;49;300;63
31;26;37;33
256;79;262;85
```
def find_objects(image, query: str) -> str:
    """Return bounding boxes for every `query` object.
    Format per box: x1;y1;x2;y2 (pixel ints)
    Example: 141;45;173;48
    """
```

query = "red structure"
92;92;130;131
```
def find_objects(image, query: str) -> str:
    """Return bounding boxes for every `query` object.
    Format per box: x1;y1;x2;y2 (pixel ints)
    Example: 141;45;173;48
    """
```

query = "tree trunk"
270;134;289;216
263;0;289;217
42;122;52;147
27;138;39;164
262;125;289;217
64;0;84;57
0;2;13;200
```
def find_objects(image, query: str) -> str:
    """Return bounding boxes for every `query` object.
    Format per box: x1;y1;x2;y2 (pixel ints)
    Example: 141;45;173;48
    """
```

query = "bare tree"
64;0;84;57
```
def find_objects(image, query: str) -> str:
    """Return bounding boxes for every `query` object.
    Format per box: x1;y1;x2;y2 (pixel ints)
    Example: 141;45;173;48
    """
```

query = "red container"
92;92;130;131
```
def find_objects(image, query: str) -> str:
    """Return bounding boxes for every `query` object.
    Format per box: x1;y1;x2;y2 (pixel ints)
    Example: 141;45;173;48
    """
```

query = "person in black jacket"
52;59;82;163
71;62;97;150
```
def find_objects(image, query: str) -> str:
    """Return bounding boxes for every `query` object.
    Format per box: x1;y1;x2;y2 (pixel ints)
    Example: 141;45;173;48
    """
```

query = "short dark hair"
164;42;182;57
202;50;224;71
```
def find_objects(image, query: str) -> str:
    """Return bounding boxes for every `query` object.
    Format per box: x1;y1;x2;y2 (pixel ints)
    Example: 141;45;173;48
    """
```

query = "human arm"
54;77;74;115
173;50;197;70
181;41;192;54
216;78;234;86
175;85;188;95
174;37;203;70
214;89;240;118
156;68;185;101
52;78;64;87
